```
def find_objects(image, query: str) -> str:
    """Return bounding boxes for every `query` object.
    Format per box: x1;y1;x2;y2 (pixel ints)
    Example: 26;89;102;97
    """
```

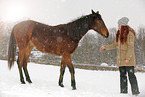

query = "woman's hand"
100;46;105;51
125;60;129;64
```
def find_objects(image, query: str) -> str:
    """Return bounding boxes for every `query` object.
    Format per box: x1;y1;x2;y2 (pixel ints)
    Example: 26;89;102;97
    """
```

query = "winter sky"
0;0;145;30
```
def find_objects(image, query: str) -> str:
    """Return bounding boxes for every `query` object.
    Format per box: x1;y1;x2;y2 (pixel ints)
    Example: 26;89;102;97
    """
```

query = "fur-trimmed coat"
104;27;136;67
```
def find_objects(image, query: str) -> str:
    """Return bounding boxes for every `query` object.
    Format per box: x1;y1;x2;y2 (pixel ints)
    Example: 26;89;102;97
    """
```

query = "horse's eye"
99;21;101;23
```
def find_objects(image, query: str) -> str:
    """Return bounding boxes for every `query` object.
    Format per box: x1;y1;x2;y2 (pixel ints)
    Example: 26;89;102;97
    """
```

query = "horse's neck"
66;20;90;42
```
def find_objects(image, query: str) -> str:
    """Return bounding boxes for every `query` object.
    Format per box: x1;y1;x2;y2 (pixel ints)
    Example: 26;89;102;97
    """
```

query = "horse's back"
13;20;78;55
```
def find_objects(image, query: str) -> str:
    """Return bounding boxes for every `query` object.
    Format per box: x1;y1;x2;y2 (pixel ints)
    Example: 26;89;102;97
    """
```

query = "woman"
100;17;140;96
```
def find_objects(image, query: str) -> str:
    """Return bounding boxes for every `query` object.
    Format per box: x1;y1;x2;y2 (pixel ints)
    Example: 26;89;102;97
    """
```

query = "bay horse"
8;10;109;90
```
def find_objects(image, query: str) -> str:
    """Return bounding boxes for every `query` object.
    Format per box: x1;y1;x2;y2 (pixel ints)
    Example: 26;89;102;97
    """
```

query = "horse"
8;10;109;90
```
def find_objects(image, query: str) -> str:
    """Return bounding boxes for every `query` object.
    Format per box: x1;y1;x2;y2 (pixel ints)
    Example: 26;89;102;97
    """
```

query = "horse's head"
91;10;109;38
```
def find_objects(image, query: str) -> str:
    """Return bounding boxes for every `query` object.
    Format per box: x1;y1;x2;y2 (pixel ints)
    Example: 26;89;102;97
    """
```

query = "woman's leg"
119;66;128;93
126;66;140;95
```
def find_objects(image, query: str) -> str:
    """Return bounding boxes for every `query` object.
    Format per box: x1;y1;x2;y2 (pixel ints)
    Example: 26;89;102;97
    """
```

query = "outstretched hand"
100;46;105;51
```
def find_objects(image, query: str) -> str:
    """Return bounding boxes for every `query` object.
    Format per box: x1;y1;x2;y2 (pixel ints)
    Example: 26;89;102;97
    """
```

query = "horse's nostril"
107;32;109;37
106;33;109;38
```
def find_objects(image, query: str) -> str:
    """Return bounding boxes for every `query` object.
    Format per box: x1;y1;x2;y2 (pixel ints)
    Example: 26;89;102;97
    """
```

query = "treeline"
0;21;144;68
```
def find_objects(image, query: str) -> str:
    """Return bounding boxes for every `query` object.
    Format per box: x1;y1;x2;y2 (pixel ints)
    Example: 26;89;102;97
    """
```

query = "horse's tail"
8;28;17;69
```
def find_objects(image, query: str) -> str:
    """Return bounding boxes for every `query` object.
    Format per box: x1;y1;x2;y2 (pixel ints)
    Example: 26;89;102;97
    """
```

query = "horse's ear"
92;9;95;14
96;11;99;14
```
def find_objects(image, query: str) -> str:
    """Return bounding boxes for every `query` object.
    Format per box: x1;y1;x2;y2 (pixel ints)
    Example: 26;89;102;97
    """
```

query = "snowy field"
0;60;145;97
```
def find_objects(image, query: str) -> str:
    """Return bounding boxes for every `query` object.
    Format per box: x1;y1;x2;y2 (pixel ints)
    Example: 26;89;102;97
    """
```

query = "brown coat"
104;28;136;67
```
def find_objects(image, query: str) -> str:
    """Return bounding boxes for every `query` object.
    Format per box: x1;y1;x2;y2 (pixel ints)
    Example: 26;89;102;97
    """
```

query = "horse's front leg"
68;65;76;90
59;61;66;87
62;54;76;90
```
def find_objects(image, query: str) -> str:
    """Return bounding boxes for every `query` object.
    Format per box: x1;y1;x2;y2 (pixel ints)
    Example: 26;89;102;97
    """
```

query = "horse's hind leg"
17;56;25;84
23;43;34;83
59;58;66;87
17;49;26;84
23;62;32;83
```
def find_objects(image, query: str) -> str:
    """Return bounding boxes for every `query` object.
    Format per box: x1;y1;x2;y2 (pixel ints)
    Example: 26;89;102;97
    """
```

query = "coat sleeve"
104;41;118;50
126;32;135;61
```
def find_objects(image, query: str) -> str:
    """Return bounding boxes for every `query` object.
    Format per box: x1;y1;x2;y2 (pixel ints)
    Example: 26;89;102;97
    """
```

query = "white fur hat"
118;17;129;26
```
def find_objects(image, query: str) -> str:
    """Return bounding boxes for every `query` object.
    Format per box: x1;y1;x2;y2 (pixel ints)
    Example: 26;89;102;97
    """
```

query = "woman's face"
118;25;121;29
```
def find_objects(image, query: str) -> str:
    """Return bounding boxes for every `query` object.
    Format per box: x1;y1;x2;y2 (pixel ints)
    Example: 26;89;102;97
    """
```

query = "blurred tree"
0;21;11;59
135;27;145;67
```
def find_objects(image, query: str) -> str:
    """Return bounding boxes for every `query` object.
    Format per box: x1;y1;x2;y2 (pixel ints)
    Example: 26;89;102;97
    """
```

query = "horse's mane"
65;14;93;41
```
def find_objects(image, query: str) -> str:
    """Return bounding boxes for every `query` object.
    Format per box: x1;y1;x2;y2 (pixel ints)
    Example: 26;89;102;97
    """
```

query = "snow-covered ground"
0;60;145;97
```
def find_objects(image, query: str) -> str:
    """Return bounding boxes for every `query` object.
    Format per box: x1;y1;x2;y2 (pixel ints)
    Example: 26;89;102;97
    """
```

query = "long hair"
116;26;129;44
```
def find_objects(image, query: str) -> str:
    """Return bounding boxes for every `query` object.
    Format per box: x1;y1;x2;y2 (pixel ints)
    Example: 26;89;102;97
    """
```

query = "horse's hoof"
59;83;64;87
21;81;26;84
28;80;32;84
72;86;76;90
26;78;32;83
20;79;26;84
